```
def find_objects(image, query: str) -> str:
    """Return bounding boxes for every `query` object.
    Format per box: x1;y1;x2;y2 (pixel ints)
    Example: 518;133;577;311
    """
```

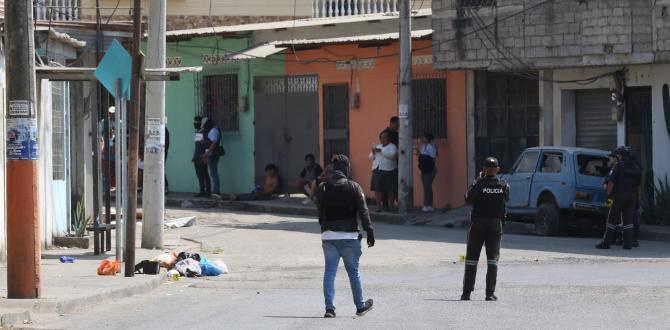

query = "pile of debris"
136;251;229;279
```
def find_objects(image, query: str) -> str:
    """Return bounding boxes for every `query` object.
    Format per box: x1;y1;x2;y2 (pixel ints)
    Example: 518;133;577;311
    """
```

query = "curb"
0;273;166;326
167;197;408;225
0;310;31;327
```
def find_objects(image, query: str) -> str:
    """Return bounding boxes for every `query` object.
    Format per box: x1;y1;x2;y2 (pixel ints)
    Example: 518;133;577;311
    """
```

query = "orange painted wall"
285;40;468;208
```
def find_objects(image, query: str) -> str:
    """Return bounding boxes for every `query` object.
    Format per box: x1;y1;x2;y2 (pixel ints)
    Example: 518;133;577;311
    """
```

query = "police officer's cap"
483;157;499;168
611;146;631;158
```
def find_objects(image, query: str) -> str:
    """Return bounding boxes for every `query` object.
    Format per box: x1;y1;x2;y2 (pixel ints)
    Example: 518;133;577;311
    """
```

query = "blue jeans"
208;155;221;194
322;239;365;311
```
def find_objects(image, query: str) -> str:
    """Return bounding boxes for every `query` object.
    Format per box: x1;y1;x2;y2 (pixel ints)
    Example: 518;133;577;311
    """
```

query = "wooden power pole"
5;0;41;298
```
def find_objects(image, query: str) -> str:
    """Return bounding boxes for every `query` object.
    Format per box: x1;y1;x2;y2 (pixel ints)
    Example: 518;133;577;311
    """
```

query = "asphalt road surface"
33;210;670;330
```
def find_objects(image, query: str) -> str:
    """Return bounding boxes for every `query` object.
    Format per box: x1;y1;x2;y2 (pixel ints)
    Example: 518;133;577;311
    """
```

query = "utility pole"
398;0;413;214
5;0;41;298
125;0;143;277
142;0;166;249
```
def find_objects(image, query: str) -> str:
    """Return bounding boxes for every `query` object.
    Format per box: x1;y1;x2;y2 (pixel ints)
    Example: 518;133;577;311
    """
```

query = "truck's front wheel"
535;203;561;236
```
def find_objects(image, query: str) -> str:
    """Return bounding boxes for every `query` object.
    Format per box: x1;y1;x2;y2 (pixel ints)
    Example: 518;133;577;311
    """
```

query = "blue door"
530;151;569;208
506;150;540;209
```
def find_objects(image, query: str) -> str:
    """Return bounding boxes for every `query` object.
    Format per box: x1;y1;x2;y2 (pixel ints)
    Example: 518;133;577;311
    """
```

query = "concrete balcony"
35;0;81;21
312;0;399;18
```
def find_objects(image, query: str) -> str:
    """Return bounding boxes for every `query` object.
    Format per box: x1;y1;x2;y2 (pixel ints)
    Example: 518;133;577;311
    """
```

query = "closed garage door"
576;89;617;151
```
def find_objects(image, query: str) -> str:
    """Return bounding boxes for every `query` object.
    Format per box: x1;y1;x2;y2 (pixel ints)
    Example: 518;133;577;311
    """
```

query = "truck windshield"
577;155;610;177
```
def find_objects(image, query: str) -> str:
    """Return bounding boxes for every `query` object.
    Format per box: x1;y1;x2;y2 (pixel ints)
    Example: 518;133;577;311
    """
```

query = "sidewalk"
166;192;472;227
166;192;670;242
0;226;197;327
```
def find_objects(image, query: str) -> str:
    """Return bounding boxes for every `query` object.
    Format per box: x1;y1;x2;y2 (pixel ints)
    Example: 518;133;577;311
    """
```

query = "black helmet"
611;146;632;159
483;157;500;168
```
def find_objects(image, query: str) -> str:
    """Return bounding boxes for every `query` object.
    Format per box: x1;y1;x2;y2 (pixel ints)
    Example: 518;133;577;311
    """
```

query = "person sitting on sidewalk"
297;154;323;204
315;154;375;318
233;164;280;201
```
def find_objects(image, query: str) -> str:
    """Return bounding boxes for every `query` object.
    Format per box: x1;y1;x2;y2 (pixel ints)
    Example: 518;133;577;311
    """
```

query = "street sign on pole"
94;39;131;99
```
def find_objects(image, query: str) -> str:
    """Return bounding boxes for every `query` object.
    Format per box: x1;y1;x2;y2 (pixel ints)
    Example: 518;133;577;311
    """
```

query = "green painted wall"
164;36;284;194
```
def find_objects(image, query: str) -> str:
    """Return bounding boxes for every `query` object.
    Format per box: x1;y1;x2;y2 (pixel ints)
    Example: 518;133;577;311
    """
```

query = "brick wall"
432;0;670;70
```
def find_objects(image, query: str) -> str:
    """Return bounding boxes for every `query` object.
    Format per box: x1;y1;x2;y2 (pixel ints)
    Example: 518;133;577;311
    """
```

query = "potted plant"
54;199;92;249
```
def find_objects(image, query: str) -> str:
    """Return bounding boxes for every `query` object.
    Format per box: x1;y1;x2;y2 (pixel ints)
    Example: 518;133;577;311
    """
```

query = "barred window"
412;78;447;139
203;74;239;132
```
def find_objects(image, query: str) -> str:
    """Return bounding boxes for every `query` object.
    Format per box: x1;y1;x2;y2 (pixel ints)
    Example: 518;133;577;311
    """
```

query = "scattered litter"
59;256;75;263
167;270;181;281
135;260;161;275
165;216;197;229
212;260;229;274
97;259;121;276
181;200;194;209
154;252;177;269
174;258;202;277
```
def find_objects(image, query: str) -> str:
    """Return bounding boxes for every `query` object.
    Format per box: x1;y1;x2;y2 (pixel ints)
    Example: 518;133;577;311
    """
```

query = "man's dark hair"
194;116;203;121
304;153;316;162
423;132;434;142
390;116;399;124
331;154;350;172
265;163;278;172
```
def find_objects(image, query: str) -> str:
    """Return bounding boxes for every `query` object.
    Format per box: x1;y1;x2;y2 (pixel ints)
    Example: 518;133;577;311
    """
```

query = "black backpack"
418;154;435;172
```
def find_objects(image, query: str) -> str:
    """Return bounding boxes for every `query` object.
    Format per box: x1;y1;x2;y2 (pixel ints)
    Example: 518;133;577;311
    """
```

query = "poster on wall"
145;118;164;154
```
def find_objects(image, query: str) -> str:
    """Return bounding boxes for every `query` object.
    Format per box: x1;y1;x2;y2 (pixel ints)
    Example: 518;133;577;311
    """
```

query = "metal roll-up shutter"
576;89;617;151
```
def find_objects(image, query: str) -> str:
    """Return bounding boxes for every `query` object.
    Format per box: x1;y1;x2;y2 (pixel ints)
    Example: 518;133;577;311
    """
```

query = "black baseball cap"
483;157;499;168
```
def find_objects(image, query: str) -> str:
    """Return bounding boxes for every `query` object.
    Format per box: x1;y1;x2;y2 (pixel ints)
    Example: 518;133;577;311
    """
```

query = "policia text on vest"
461;157;509;302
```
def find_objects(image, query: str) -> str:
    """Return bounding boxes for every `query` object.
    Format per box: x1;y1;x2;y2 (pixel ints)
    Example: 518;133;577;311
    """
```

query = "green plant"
73;199;91;237
642;174;670;226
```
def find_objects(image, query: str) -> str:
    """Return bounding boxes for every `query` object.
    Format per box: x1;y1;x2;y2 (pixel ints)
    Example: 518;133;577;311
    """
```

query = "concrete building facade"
432;0;670;194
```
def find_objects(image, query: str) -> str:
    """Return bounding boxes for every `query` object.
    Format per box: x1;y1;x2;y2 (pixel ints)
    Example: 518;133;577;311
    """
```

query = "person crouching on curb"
461;157;509;301
315;154;375;318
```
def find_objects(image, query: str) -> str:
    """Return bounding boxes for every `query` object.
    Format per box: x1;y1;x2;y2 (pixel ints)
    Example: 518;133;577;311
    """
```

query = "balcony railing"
312;0;398;18
34;0;81;21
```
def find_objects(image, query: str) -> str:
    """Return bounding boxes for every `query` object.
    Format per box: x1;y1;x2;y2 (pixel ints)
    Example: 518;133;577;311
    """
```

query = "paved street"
33;209;670;329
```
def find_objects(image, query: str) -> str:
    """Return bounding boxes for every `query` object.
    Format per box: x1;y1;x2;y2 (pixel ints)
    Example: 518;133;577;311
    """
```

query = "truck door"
506;150;540;209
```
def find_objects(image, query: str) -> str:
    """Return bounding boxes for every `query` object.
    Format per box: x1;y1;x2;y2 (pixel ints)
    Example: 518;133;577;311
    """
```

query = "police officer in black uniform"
596;146;642;250
461;157;509;301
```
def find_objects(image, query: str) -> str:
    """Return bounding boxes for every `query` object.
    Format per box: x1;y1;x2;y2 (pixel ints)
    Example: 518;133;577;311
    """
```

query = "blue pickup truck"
500;147;611;236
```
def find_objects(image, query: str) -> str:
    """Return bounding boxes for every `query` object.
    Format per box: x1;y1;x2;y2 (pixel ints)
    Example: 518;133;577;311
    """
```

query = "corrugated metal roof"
228;44;287;60
273;29;433;46
166;8;431;37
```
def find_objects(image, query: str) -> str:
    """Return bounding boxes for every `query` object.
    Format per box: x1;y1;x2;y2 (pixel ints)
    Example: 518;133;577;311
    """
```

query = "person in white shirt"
415;132;438;212
369;131;398;212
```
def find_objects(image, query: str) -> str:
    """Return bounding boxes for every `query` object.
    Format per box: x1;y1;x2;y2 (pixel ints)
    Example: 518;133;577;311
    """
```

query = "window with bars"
203;74;239;132
412;78;447;139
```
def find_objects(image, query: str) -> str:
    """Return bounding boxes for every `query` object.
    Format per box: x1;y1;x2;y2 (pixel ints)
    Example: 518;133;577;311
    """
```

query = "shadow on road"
263;316;323;319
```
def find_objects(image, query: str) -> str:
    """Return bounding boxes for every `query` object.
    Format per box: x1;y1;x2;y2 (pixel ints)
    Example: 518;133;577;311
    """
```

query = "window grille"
203;74;239;132
412;78;447;139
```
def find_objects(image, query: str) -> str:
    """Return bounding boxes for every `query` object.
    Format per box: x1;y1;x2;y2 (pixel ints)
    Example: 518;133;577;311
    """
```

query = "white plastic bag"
212;260;229;274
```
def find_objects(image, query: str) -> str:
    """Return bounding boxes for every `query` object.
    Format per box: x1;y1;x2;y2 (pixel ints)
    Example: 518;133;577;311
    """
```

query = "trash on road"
97;259;121;276
59;256;76;263
165;216;196;229
167;269;181;281
135;260;161;275
154;252;177;269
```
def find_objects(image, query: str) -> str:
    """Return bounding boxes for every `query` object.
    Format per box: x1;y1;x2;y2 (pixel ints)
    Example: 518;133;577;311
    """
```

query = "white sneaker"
422;206;434;212
302;198;312;205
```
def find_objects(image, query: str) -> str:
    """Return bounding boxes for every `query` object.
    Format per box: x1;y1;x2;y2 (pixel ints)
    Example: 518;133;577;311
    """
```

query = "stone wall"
432;0;670;70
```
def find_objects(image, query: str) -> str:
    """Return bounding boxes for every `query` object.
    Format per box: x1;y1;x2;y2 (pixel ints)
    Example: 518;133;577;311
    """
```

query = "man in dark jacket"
192;116;210;197
461;157;509;302
596;146;642;250
315;154;375;318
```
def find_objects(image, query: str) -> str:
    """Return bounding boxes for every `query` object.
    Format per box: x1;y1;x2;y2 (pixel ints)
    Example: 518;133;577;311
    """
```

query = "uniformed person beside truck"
596;146;642;250
461;157;509;302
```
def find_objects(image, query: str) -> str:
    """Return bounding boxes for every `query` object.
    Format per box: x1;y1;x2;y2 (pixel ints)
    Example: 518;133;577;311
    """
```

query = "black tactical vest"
320;181;359;233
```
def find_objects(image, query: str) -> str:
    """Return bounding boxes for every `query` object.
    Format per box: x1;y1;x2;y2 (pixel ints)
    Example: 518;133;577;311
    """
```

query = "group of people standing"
369;116;438;212
192;115;224;199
